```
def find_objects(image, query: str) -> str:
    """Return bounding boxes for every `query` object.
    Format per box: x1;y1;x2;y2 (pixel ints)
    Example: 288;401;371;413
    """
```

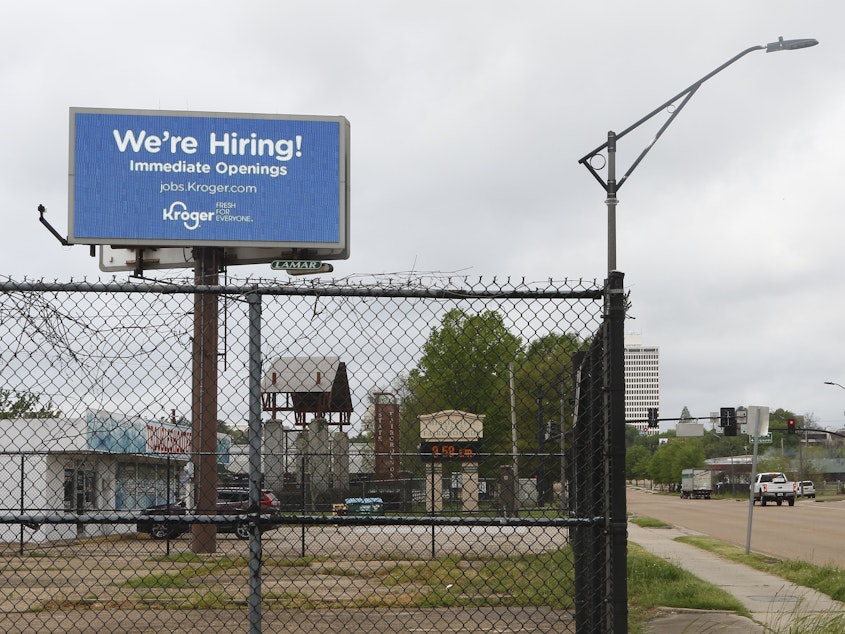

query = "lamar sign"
69;108;350;257
270;260;322;271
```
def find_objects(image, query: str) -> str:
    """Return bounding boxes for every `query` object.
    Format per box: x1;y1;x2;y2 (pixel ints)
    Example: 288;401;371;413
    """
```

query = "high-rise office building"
625;334;660;435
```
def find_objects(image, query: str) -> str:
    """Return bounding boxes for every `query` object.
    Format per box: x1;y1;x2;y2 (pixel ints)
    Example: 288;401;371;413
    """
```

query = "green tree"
511;332;589;486
399;309;523;476
630;428;661;453
626;444;652;483
678;406;694;423
649;438;705;486
767;408;801;450
701;428;746;460
625;423;641;448
0;390;60;419
399;309;590;483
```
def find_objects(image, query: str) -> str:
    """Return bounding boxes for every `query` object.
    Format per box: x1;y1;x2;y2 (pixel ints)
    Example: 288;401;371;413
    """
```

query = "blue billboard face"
69;108;349;255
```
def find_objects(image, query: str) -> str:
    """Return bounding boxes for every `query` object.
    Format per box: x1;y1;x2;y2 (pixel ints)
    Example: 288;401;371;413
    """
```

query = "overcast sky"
3;1;844;431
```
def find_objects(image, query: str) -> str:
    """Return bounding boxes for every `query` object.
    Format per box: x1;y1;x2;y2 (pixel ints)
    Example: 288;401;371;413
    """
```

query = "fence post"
607;270;628;632
19;456;24;555
247;291;263;633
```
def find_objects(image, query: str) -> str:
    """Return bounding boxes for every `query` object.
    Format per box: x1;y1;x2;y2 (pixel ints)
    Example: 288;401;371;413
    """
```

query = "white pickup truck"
752;472;797;506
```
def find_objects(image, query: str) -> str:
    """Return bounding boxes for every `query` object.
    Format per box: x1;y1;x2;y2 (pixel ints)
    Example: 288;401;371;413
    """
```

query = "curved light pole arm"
578;36;817;273
578;44;765;192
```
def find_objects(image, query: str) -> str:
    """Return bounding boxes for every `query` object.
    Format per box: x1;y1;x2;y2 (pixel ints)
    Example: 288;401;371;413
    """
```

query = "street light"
824;381;845;391
579;36;819;274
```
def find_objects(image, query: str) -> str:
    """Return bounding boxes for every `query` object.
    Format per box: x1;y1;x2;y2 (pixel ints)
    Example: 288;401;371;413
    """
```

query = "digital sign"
69;108;349;256
419;441;482;462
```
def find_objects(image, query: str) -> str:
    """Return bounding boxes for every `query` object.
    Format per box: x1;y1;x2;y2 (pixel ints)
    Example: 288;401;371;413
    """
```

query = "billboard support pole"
191;246;221;553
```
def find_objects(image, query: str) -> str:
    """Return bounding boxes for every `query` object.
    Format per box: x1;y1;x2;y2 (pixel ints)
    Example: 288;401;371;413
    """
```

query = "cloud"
1;1;842;427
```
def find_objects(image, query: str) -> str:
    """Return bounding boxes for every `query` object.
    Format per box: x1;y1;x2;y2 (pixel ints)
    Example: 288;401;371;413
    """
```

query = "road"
627;486;845;567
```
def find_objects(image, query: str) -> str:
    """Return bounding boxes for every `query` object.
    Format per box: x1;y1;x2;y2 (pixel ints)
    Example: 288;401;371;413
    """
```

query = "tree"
399;309;591;484
399;309;523;476
218;419;248;444
626;444;652;483
511;332;590;489
625;424;641;448
0;389;60;419
678;406;694;424
649;438;705;486
700;428;745;460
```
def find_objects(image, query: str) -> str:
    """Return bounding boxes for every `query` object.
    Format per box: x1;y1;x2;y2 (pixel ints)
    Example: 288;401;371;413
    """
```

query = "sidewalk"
630;522;845;632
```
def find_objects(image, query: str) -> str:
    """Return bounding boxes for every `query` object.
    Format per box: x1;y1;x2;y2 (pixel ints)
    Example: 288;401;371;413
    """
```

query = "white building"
0;410;230;543
624;334;660;435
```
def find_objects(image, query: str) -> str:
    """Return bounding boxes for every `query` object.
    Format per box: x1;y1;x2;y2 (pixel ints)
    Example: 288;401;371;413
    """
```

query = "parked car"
798;480;816;499
137;488;280;539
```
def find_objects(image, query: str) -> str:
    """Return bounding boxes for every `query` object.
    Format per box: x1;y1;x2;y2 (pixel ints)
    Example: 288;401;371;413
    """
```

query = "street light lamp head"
766;36;819;53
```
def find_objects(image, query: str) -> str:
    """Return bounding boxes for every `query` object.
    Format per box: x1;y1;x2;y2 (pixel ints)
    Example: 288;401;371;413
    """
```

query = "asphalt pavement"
630;521;845;633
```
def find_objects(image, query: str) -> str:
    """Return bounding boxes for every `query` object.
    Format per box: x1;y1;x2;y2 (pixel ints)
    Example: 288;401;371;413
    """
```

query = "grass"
628;515;845;632
108;539;748;631
120;554;246;589
121;571;197;589
103;517;845;632
676;535;845;602
626;542;749;632
629;515;671;528
676;535;845;634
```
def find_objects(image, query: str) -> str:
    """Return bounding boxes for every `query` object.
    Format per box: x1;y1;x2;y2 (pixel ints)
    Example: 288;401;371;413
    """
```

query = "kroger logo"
162;201;214;231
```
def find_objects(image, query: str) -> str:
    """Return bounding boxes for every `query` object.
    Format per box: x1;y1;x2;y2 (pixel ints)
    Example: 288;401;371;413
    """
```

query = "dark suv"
137;488;281;539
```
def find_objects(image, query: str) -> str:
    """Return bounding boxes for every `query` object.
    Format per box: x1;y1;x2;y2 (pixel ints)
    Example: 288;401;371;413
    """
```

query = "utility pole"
191;247;221;553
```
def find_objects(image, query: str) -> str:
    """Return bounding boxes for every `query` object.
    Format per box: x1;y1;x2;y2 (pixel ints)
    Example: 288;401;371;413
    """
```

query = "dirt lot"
0;524;572;633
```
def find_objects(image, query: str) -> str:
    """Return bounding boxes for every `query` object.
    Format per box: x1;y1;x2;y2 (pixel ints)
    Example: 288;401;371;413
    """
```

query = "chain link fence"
0;272;625;633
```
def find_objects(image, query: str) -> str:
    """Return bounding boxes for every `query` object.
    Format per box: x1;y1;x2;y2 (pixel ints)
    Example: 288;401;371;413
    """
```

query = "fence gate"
0;272;626;633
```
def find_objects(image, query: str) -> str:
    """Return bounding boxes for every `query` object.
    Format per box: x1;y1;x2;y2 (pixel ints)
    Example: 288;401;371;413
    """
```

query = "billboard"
69;108;349;257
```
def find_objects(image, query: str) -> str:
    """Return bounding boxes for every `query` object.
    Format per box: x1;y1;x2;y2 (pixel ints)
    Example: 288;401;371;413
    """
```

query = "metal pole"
166;456;171;557
430;461;436;559
247;292;263;633
799;428;805;485
606;131;618;273
300;456;307;558
606;271;628;632
537;386;545;507
19;456;24;555
510;362;518;480
560;380;567;512
745;409;762;555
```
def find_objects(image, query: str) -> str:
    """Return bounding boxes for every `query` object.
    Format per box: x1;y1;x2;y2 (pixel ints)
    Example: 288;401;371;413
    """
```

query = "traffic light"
721;407;737;436
787;418;796;434
647;407;659;428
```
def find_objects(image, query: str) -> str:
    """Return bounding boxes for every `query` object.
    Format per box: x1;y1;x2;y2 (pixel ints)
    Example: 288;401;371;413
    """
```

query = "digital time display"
419;440;482;462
